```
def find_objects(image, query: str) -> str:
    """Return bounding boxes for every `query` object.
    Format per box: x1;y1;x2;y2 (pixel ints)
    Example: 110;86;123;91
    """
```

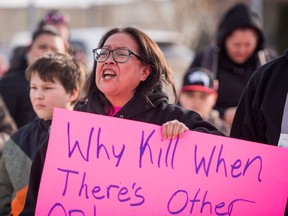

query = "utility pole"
251;0;263;20
27;0;37;33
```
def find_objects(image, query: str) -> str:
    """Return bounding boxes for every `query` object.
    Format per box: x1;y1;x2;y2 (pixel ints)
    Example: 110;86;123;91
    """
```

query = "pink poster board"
36;108;288;215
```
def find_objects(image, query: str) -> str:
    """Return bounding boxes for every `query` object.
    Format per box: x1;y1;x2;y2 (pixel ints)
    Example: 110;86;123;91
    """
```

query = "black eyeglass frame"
92;48;145;63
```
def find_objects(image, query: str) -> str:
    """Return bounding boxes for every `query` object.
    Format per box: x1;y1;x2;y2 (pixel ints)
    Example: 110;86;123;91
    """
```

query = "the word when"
193;144;263;182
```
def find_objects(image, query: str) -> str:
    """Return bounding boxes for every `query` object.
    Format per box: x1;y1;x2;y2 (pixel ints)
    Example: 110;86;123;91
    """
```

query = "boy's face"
30;72;77;120
179;90;217;118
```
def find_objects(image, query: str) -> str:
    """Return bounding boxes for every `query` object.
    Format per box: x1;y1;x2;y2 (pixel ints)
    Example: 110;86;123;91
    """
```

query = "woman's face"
225;29;258;64
95;32;150;106
27;34;66;66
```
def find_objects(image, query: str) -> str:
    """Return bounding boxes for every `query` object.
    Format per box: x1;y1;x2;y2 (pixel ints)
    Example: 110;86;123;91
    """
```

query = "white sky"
0;0;135;8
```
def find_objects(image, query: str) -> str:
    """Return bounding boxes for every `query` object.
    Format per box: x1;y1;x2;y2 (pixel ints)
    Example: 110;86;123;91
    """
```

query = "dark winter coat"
231;49;288;146
0;52;36;128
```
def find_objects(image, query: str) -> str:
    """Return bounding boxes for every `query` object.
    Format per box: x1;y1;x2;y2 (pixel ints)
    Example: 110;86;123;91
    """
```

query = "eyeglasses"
92;48;144;63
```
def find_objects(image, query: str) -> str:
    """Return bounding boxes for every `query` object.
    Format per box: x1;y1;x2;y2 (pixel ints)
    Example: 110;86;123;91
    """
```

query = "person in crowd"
0;52;10;78
37;9;88;74
178;67;230;136
0;26;67;128
189;2;277;126
0;95;17;153
36;9;71;50
10;9;71;69
20;26;224;215
231;50;288;147
0;52;85;215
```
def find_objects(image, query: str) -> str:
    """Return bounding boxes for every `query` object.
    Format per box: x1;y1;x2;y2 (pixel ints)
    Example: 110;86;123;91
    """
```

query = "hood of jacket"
75;89;169;119
216;3;264;51
113;90;169;119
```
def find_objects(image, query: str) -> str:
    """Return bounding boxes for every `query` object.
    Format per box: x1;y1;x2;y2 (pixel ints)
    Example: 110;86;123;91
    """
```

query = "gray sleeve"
0;151;13;215
0;139;32;215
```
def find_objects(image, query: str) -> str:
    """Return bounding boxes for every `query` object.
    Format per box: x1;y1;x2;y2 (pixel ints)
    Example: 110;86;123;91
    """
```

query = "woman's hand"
162;120;189;139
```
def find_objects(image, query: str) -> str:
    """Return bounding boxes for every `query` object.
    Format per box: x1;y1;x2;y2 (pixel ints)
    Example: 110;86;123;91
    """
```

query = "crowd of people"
0;2;287;215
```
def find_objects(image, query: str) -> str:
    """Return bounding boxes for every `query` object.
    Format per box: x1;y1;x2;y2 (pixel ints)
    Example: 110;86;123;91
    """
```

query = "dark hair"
83;27;176;113
9;27;63;70
25;52;85;105
31;26;62;43
217;3;264;50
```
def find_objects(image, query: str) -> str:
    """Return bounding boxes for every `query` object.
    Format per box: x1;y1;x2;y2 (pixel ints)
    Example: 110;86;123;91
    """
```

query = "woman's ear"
140;65;151;81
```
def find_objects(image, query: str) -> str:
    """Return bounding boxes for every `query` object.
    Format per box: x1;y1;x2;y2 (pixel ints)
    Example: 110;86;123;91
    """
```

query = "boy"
0;52;85;215
178;68;230;136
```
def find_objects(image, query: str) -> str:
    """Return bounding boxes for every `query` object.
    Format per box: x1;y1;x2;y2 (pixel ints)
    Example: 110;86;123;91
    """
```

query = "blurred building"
0;0;287;53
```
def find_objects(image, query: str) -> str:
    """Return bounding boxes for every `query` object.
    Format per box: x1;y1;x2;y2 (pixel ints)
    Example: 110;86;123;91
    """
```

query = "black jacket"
77;90;224;134
0;53;36;128
231;50;288;146
190;3;276;117
20;90;223;215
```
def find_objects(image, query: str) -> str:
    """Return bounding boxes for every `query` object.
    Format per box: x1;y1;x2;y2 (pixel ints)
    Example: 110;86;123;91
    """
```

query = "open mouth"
103;70;116;80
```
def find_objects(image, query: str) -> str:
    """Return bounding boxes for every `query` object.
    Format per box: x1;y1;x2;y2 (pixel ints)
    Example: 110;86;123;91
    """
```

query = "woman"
76;27;223;137
0;26;67;128
189;3;276;125
20;27;222;215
